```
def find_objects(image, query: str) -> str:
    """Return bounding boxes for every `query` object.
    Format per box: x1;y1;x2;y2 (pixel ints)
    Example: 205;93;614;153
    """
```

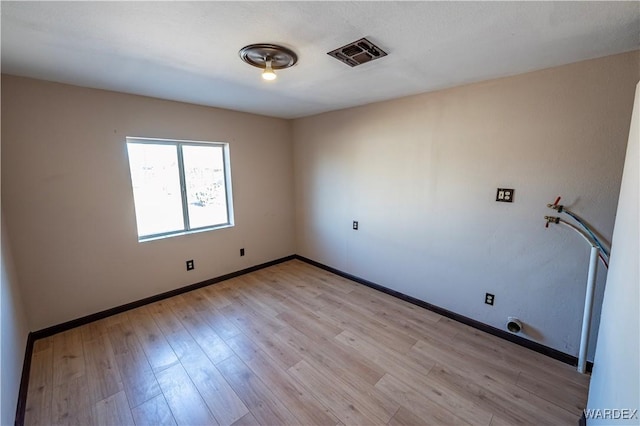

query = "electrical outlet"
353;221;359;230
240;248;245;257
496;188;514;202
186;259;194;271
485;293;495;306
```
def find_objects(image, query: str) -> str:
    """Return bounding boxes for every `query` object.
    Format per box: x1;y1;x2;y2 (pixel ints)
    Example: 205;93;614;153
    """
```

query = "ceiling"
2;1;639;119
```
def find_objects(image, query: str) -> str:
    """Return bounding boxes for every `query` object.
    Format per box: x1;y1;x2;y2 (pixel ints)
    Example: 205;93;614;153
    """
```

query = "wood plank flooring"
24;259;589;425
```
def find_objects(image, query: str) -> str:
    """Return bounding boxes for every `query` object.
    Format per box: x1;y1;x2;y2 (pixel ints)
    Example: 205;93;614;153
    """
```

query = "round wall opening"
506;317;523;334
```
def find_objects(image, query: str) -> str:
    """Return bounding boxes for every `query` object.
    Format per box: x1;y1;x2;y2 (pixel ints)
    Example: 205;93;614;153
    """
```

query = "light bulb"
262;59;277;81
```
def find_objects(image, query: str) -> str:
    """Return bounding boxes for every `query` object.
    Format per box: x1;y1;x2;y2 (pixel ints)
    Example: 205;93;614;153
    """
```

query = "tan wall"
1;212;29;425
1;76;295;330
2;51;638;359
292;51;640;357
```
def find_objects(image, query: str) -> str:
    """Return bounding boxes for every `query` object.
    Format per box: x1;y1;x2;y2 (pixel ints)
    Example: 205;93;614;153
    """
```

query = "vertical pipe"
578;245;599;373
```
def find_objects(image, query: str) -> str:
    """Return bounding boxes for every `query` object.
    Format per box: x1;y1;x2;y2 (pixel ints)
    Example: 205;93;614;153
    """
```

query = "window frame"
126;136;234;242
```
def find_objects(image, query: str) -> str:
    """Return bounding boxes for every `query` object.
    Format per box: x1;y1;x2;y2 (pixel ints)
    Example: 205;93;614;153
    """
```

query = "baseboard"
31;255;295;340
295;254;594;372
16;252;592;425
14;333;34;426
14;255;297;425
16;254;295;425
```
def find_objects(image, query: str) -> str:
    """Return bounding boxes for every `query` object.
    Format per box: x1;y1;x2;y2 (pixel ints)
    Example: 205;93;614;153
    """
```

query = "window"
126;137;234;241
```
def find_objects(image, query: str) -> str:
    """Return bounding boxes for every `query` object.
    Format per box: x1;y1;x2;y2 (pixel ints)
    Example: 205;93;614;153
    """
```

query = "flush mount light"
239;43;298;81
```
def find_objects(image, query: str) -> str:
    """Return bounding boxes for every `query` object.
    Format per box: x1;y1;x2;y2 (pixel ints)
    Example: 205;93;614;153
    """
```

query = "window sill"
138;223;234;243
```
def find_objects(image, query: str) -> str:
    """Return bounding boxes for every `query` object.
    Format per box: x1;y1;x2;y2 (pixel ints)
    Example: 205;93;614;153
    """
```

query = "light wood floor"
24;259;589;425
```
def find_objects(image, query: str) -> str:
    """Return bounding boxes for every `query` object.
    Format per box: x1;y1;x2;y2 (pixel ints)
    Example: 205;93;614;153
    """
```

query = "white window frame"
126;136;235;242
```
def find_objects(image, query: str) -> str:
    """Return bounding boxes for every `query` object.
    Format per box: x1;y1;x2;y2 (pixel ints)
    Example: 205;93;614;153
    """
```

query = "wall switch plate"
240;248;245;256
353;221;359;230
496;188;514;202
186;259;194;271
485;293;495;305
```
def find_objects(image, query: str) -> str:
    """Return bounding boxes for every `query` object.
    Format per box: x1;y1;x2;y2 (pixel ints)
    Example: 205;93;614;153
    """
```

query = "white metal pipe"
578;245;599;374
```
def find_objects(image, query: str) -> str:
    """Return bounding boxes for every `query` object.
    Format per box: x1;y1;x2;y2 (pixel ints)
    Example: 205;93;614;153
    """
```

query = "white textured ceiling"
2;1;639;119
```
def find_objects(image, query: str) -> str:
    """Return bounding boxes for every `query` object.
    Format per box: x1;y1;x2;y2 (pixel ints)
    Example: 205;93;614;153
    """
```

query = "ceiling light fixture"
239;43;297;81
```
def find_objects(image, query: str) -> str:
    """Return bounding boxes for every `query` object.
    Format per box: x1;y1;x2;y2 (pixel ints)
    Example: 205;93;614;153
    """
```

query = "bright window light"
126;138;233;241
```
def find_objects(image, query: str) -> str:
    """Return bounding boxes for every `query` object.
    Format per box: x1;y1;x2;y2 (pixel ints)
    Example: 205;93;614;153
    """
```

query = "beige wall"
1;212;29;425
293;51;640;358
1;76;295;330
2;50;638;359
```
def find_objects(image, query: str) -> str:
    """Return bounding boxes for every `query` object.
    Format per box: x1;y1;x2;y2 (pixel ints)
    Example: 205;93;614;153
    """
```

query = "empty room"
1;1;639;425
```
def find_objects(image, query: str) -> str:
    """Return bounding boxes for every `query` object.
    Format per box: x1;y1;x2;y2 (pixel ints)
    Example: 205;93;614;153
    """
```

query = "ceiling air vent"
327;38;388;67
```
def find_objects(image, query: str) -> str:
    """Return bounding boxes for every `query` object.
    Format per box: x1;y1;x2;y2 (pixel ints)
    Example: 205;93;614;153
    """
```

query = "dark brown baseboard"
30;255;296;340
16;253;592;425
294;254;594;372
15;254;295;426
14;333;34;426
